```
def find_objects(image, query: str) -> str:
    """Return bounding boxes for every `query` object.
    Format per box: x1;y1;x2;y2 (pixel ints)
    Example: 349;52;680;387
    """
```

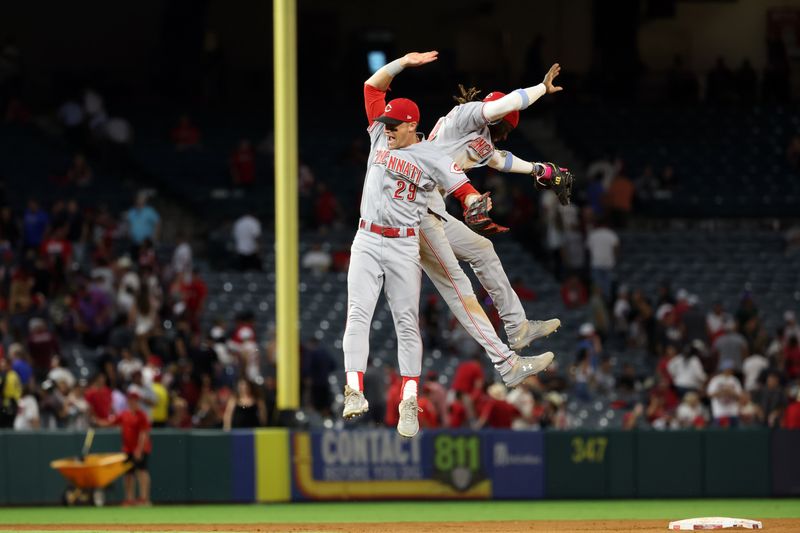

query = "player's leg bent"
443;212;560;349
419;215;517;376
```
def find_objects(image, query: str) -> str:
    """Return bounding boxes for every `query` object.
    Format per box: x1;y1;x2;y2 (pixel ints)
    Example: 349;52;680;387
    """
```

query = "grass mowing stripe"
1;500;799;524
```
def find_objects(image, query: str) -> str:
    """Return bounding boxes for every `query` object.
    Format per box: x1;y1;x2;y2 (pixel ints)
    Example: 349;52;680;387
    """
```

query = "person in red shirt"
783;390;800;429
171;115;200;150
116;390;152;506
230;139;256;186
84;372;113;424
170;270;208;331
314;183;339;227
27;318;60;382
783;336;800;379
450;355;485;396
475;383;520;429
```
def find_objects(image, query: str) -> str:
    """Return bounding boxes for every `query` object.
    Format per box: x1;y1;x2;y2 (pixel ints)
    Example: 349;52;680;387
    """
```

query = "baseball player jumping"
379;54;572;388
342;51;508;438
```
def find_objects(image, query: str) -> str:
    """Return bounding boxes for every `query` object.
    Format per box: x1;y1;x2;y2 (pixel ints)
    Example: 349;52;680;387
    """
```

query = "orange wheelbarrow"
50;430;131;506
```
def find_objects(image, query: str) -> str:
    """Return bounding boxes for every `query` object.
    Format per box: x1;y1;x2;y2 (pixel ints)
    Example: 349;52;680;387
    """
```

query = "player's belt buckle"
381;227;400;238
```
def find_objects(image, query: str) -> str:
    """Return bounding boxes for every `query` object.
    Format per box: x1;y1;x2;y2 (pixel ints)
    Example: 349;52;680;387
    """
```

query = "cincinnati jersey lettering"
373;149;423;185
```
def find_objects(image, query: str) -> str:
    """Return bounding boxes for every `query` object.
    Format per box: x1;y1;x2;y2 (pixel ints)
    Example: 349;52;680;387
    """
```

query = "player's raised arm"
364;51;438;124
487;150;574;206
482;63;562;123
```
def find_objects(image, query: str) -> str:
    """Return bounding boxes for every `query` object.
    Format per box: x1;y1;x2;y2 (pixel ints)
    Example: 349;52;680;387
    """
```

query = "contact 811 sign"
432;434;486;491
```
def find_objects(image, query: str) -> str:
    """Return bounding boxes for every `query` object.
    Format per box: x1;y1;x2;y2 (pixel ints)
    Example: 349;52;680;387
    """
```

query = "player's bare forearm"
483;63;562;123
364;51;439;91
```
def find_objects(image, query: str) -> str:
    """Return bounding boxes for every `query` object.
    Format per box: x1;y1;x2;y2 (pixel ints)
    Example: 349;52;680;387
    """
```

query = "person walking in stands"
116;390;152;506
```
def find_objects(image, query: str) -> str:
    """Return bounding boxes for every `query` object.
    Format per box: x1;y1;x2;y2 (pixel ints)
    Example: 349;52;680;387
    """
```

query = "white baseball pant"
419;212;519;375
343;229;423;378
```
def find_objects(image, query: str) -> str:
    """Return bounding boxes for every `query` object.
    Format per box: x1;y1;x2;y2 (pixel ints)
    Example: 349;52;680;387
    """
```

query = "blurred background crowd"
2;0;800;434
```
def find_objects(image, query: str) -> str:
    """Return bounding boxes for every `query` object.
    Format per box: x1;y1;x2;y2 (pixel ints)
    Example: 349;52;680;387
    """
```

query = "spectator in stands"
230;139;255;186
589;285;611;339
742;352;769;392
301;243;332;274
8;343;32;389
13;384;39;430
0;356;21;428
782;389;800;429
232;211;262;271
612;286;631;345
738;390;762;427
447;390;476;429
169;269;208;331
593;357;616;395
171;235;193;277
417;387;439;429
706;56;734;103
117;348;143;386
755;371;785;428
511;277;537;301
65;153;93;187
667;344;707;397
22;199;49;252
0;206;20;252
586;218;619;302
314;183;340;228
78;275;115;348
474;383;520;429
192;374;222;428
423;371;447;427
603;168;635;227
783;311;800;344
577;322;603;370
712;318;748;373
27;318;59;382
707;360;743;428
783;335;800;380
451;354;485;399
540;189;567;274
85;372;113;426
540;391;570;429
171;114;201;150
570;349;593;402
506;378;539;430
127;193;160;250
634;164;658;203
223;379;267;430
561;275;588;309
673;391;708;429
706;302;729;343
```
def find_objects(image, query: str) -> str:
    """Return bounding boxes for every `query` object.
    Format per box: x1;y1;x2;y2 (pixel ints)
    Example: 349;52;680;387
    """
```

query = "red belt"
359;219;416;238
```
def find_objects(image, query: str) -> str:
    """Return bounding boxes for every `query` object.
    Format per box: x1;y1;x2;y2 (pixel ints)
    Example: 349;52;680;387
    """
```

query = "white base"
668;517;763;530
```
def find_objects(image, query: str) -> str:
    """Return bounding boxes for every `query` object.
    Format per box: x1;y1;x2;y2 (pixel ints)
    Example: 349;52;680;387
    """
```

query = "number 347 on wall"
571;436;608;463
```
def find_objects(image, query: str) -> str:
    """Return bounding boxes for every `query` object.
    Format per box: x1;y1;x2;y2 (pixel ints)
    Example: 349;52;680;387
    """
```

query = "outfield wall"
1;428;798;504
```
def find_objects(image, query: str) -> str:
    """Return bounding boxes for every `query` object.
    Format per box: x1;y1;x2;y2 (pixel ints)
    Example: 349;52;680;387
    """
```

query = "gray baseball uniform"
343;120;470;378
420;101;529;365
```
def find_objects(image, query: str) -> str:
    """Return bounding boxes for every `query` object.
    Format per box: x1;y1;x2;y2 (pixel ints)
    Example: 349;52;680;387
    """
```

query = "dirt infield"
5;520;800;532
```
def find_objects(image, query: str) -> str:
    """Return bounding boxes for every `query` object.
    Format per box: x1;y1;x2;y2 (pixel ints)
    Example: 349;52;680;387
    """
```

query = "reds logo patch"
385;104;392;112
450;162;464;174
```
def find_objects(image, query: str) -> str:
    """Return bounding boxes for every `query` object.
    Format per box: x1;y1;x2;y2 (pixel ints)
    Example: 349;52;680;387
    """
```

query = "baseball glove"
464;192;509;236
535;162;574;206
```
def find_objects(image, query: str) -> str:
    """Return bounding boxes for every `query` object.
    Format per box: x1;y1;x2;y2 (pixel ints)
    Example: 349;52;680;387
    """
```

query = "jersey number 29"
393;180;417;201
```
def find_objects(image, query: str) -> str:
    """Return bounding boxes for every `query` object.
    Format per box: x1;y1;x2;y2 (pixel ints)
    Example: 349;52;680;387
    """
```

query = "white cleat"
502;351;555;388
509;319;561;351
397;396;420;439
342;385;369;420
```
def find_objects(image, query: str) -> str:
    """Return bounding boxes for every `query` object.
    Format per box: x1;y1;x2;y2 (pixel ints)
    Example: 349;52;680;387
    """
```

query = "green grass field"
1;499;800;526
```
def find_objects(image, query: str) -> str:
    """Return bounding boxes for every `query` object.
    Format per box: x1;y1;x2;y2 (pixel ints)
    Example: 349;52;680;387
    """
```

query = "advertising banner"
290;429;544;500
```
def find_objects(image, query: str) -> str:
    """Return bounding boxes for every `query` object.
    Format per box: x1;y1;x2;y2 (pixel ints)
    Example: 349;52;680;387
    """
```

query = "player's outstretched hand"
542;63;563;94
401;51;439;68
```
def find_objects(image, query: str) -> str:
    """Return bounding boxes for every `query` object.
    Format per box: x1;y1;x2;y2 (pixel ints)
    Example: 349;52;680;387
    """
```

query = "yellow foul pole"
274;0;299;410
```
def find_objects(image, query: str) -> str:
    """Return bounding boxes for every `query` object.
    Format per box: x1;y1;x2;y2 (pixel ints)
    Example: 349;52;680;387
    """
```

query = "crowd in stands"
0;188;344;432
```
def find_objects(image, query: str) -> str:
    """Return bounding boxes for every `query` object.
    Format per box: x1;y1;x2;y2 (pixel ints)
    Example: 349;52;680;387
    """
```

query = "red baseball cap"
375;98;420;126
483;91;519;129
